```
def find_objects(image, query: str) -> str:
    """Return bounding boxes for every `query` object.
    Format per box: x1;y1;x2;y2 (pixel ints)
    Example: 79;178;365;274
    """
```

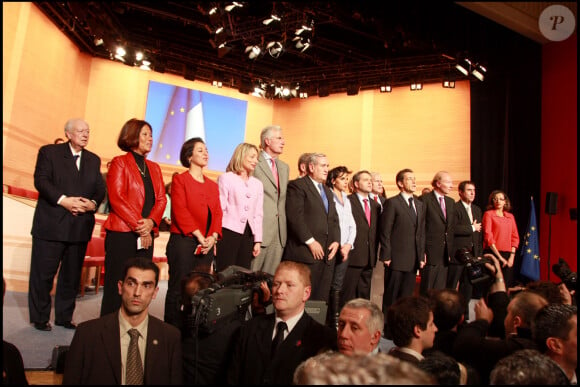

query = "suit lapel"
258;155;277;188
102;313;123;384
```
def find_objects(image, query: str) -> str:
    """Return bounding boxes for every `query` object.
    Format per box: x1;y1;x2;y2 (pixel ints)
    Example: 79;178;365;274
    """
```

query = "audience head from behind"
525;280;567;304
418;350;466;385
118;257;160;323
532;303;577;382
337;298;383;355
272;261;311;320
504;290;548;336
489;349;570;385
293;350;436;385
387;295;437;352
54;137;65;144
428;288;466;331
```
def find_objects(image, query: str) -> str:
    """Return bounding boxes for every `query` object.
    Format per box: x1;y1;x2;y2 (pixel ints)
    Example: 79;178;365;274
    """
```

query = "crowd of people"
8;117;576;385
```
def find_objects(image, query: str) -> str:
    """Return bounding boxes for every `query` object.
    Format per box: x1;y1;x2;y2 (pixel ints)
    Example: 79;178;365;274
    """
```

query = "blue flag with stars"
520;196;540;281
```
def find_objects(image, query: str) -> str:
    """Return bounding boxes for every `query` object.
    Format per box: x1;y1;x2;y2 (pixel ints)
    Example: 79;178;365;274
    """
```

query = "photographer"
180;267;271;384
552;258;577;306
453;254;549;384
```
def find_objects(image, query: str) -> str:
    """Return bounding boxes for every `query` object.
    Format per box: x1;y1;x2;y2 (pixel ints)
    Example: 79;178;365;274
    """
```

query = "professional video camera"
552;258;577;292
455;248;495;286
186;265;273;334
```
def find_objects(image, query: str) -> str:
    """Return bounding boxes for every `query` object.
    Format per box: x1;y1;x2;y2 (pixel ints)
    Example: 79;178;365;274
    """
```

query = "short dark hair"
490;349;569;385
417;351;461;385
428;288;465;331
180;137;205;168
117;118;152;152
532;303;577;353
387;295;431;347
122;257;160;286
326;166;351;188
458;180;475;192
395;168;413;184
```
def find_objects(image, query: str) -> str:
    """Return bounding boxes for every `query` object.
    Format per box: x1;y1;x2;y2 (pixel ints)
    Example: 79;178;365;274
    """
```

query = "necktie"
363;198;371;226
409;197;417;218
73;155;79;170
318;183;328;213
467;205;473;223
126;329;144;385
270;159;279;190
439;196;446;219
374;195;379;203
271;321;288;355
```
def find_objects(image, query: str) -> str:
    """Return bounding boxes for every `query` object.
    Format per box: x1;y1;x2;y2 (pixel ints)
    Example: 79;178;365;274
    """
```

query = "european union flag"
520;196;540;281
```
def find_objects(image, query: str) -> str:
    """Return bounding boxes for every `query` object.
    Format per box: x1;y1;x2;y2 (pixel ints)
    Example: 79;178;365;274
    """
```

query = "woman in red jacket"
482;189;520;287
100;118;167;316
164;137;222;329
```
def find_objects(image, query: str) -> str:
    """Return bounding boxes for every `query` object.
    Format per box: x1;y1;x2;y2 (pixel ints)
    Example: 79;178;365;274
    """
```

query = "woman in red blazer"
100;118;167;316
164;137;222;329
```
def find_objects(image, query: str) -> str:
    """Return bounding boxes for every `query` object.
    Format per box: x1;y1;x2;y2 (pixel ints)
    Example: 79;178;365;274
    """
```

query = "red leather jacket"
104;152;167;234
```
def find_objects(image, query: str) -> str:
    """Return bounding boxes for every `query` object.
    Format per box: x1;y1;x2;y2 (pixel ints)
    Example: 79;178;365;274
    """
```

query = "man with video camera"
453;253;549;384
180;266;272;384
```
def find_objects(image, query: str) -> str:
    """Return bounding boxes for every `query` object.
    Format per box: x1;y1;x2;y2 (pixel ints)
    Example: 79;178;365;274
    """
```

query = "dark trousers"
419;264;448;296
164;233;215;330
307;259;335;303
382;267;417;310
28;237;87;323
215;224;254;272
446;263;464;289
100;231;153;317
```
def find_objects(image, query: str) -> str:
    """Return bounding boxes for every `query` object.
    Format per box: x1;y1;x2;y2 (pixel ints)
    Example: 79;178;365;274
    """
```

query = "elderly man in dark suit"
282;153;340;302
228;261;337;385
251;125;290;275
63;258;182;385
344;170;380;303
379;168;426;312
28;118;106;331
418;170;455;296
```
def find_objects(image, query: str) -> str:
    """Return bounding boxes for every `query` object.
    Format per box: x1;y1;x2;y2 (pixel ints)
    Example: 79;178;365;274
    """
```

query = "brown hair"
117;118;152;152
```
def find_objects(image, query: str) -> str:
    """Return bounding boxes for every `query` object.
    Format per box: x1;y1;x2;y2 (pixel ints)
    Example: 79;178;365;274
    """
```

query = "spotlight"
380;78;392;93
94;37;104;46
251;81;266;98
455;58;471;76
225;2;243;12
410;80;423;91
114;46;126;62
184;65;197;81
442;79;456;88
245;45;262;59
267;41;284;58
135;51;144;61
295;38;311;52
263;14;281;25
239;77;253;94
471;64;486;81
346;82;359;96
318;83;329;97
139;60;151;71
212;71;223;88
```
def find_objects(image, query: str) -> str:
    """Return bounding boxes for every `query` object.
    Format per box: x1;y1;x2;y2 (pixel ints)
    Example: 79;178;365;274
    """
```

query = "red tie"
374;195;379;203
270;159;279;190
363;198;371;226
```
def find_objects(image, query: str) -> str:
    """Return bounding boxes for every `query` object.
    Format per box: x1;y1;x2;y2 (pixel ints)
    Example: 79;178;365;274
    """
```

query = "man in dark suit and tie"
252;125;290;275
63;258;182;384
283;153;340;302
450;181;483;312
344;170;380;303
379;168;426;311
419;170;455;296
28;118;106;331
227;261;337;385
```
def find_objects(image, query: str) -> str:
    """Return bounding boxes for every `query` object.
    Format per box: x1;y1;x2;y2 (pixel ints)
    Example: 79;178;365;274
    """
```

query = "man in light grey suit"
251;125;290;275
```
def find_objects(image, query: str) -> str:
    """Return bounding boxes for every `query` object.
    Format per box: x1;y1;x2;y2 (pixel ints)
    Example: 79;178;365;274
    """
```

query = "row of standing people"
27;117;519;335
